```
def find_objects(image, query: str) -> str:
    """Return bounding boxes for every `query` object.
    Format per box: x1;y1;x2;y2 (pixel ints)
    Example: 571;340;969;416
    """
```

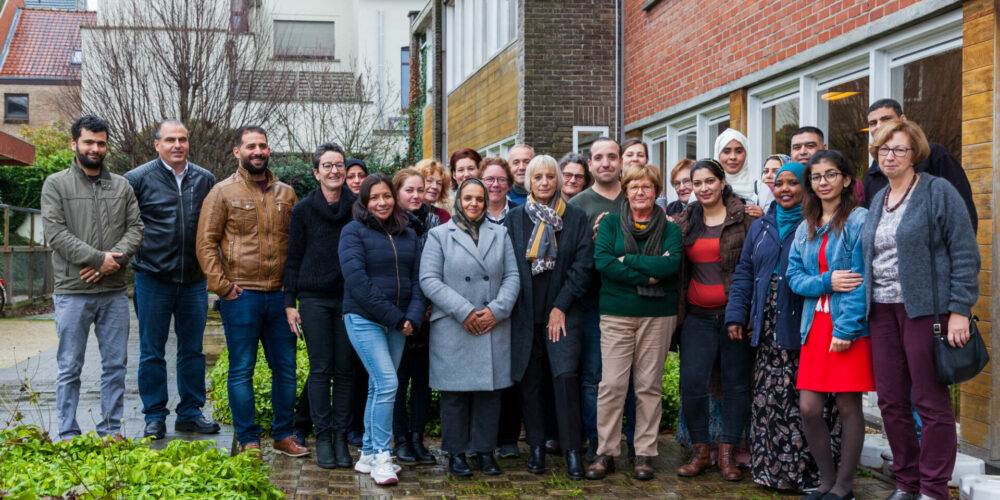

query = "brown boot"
677;443;712;477
634;455;655;481
718;443;742;481
584;454;615;480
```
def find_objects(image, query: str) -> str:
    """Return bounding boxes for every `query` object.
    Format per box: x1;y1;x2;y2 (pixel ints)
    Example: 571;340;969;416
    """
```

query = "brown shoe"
241;441;263;460
634;455;655;481
585;454;615;480
677;443;712;477
718;443;742;481
273;435;311;457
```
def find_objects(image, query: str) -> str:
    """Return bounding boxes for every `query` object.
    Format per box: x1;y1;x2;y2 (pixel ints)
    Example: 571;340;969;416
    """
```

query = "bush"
269;155;318;200
661;352;680;431
0;426;283;499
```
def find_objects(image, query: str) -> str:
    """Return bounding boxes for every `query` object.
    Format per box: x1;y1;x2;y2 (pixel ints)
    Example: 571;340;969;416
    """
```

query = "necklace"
884;173;918;213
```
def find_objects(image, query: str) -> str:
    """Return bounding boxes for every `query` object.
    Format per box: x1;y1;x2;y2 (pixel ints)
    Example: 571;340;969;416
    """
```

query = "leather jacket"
196;167;297;296
125;159;215;284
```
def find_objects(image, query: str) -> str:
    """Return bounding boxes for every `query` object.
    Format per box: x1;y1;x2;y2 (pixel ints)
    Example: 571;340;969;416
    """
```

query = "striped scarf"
525;194;565;275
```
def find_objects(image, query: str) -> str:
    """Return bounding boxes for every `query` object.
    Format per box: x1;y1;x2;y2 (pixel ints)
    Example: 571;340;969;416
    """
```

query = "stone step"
864;434;986;487
960;474;1000;500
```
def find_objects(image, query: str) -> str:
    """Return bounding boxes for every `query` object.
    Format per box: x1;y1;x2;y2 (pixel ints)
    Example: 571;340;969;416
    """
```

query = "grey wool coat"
505;204;592;381
420;220;521;391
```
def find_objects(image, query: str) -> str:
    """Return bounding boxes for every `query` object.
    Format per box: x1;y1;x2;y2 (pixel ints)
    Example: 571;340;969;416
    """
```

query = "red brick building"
624;0;997;464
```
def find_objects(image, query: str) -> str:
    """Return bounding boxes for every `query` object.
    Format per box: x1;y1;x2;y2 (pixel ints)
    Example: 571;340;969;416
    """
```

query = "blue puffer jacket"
786;207;868;344
339;214;426;331
724;209;804;349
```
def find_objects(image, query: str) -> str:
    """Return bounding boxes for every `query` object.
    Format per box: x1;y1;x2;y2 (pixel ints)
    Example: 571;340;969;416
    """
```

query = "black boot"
410;431;435;464
585;437;598;462
393;435;417;464
449;453;473;477
315;433;336;469
527;445;545;474
478;453;502;475
332;432;352;468
566;449;584;480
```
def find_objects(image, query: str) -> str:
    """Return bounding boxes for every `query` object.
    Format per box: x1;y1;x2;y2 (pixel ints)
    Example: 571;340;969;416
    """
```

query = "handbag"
925;178;989;385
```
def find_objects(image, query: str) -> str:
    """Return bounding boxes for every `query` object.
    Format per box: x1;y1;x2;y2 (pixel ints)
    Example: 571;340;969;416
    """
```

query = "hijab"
714;128;755;201
775;162;806;241
451;178;487;244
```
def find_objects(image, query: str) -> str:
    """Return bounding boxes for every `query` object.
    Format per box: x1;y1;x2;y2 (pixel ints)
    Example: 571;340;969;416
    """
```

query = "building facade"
623;0;997;464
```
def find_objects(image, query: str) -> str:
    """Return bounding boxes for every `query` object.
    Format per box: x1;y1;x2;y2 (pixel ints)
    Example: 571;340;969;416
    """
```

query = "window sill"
4;118;28;124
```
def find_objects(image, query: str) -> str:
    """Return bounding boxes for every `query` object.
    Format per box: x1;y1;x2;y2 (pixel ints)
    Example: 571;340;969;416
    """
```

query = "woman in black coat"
506;154;592;479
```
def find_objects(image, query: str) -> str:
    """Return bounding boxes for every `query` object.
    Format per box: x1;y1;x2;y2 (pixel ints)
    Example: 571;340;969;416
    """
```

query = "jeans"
133;272;208;423
393;344;431;436
299;298;354;437
580;296;637;442
344;313;406;455
53;291;130;440
219;290;297;445
679;311;753;445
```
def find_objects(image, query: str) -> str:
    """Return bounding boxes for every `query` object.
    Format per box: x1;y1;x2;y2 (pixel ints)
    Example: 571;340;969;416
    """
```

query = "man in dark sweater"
863;98;977;232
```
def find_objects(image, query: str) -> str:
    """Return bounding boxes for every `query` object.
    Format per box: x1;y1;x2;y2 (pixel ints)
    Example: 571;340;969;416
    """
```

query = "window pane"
900;48;961;162
401;47;410;111
821;75;869;177
274;21;335;58
679;131;697;160
763;99;798;157
6;95;27;118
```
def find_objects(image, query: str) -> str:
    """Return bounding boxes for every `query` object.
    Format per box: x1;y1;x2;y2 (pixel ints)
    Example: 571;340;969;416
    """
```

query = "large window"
573;126;610;155
445;0;517;92
642;102;729;203
273;20;335;59
899;47;961;162
820;74;870;176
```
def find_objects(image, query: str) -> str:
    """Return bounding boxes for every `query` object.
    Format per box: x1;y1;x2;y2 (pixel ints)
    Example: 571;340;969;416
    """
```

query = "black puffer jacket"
283;186;356;307
124;159;215;284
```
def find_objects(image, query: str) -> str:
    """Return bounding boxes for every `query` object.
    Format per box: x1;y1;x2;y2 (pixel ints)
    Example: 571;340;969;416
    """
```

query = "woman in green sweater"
584;163;682;482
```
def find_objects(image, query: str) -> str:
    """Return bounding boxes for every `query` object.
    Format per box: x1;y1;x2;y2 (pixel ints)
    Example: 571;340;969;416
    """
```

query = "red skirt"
796;305;875;392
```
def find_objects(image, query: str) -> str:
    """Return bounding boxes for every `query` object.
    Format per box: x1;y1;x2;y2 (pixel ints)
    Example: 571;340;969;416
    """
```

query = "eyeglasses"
671;179;692;188
808;171;842;184
877;146;912;157
627;184;655;194
482;177;508;185
318;162;346;170
563;173;586;182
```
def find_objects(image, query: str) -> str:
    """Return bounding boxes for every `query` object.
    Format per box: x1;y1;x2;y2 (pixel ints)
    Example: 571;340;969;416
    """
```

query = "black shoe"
821;492;854;500
393;435;417;464
585;438;598;462
497;443;519;458
449;454;473;477
479;453;502;475
332;432;352;468
315;433;336;469
410;431;435;464
565;449;584;480
884;490;919;500
527;445;545;474
347;429;363;447
800;490;829;500
627;442;636;463
545;439;561;454
143;420;166;440
174;416;221;435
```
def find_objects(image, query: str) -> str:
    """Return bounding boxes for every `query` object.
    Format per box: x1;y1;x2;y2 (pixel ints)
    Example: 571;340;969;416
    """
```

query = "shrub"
661;352;680;431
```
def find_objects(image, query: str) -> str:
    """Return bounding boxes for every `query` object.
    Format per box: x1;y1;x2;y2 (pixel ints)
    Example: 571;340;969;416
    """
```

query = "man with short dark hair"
196;125;305;457
41;115;144;441
507;144;534;205
862;98;977;231
125;120;219;440
789;126;827;164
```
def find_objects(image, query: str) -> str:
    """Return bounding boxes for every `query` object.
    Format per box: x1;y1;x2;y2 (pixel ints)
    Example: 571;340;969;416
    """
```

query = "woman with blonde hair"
414;159;451;223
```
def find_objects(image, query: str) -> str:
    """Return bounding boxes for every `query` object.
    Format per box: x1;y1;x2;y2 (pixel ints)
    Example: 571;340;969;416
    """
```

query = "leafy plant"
661;352;680;431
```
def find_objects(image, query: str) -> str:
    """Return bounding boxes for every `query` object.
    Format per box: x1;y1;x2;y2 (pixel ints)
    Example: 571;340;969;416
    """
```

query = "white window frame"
444;0;518;93
572;126;610;153
480;135;517;158
642;100;728;203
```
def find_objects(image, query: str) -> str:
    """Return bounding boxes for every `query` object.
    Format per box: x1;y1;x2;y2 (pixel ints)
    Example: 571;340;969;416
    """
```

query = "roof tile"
0;8;96;80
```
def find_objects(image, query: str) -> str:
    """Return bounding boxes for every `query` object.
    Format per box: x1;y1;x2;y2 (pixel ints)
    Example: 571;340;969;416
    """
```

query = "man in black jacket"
125;120;219;440
863;98;977;232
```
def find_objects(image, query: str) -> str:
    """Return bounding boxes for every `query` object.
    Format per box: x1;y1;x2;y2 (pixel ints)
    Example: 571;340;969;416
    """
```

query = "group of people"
41;96;979;500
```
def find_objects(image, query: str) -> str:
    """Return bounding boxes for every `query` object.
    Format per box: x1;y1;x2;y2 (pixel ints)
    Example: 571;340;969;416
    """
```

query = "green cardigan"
593;213;682;317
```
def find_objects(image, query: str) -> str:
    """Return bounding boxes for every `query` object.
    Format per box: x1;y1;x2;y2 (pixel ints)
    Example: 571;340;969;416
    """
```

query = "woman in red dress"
786;150;874;500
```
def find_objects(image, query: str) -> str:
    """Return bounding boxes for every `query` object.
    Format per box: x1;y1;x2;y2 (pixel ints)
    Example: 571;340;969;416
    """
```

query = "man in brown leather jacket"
195;125;306;457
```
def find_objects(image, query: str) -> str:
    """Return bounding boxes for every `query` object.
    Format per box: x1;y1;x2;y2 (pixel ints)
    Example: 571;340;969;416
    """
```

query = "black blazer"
506;203;592;381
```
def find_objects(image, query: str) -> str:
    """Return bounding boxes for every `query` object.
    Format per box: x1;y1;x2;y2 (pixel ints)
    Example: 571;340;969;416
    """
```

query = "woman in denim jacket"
786;150;873;500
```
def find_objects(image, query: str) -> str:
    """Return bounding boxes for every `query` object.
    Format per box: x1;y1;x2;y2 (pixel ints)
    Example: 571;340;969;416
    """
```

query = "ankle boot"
478;453;502;475
410;431;435;464
393;435;417;464
718;443;742;481
527;445;545;474
677;443;712;477
332;432;352;468
449;453;473;477
565;449;584;480
315;433;336;469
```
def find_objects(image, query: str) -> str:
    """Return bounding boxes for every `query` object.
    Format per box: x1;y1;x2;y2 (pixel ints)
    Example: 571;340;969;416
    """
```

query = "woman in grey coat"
419;178;520;477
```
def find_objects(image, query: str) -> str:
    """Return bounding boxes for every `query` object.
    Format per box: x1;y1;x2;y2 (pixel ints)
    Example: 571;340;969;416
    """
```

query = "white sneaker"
354;452;401;474
370;450;398;486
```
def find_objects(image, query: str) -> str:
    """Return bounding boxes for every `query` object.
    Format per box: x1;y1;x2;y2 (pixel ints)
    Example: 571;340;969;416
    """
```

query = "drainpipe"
615;0;624;141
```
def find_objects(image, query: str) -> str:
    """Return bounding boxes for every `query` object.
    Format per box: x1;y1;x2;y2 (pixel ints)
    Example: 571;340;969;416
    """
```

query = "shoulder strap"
925;177;942;334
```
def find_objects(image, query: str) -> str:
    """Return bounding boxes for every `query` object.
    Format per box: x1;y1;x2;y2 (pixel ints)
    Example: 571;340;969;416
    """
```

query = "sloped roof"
0;8;96;80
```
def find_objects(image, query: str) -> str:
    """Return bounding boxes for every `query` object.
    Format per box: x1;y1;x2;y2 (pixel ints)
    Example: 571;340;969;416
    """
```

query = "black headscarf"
451;178;487;244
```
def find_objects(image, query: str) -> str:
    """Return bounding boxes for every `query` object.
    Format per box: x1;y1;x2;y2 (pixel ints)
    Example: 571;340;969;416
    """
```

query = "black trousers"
521;324;583;450
440;390;501;455
299;298;355;436
392;344;431;436
497;383;522;446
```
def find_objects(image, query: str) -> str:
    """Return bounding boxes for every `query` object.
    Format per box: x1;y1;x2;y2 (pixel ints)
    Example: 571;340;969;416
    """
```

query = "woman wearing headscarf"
419;178;521;477
761;154;792;195
725;162;824;490
715;129;772;218
506;155;592;479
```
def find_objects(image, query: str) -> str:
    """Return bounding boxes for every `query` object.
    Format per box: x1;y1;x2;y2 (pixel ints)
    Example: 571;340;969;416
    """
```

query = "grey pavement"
0;298;234;453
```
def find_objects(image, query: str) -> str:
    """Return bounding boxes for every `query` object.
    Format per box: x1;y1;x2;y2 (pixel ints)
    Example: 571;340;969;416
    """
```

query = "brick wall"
445;44;519;153
0;83;79;138
521;0;617;155
624;0;928;125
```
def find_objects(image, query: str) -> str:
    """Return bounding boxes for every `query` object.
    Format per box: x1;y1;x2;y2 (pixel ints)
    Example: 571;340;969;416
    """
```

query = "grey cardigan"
861;174;980;318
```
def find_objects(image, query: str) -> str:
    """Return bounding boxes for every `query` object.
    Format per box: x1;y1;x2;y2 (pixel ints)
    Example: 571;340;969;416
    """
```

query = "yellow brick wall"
422;103;434;160
959;0;995;459
446;44;519;152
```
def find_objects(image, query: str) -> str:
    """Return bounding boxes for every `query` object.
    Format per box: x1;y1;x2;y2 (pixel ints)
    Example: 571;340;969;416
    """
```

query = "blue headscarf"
775;162;806;241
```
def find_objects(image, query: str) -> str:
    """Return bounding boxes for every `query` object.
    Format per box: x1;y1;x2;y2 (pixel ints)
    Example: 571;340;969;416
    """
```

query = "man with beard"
41;115;144;441
124;120;219;440
196;125;305;457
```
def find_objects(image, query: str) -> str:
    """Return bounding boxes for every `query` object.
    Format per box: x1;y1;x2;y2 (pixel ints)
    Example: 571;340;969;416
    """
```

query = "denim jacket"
786;207;869;343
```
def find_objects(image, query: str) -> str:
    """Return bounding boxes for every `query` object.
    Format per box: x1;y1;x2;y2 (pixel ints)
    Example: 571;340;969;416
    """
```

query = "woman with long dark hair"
787;150;873;500
339;174;427;486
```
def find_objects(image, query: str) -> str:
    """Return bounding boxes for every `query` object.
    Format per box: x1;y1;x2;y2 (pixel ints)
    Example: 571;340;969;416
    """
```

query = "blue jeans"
580;296;637;442
133;272;208;423
344;313;406;455
219;290;297;445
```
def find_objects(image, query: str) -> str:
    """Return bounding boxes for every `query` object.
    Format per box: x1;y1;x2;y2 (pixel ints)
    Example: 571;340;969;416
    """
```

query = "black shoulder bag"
926;178;989;385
